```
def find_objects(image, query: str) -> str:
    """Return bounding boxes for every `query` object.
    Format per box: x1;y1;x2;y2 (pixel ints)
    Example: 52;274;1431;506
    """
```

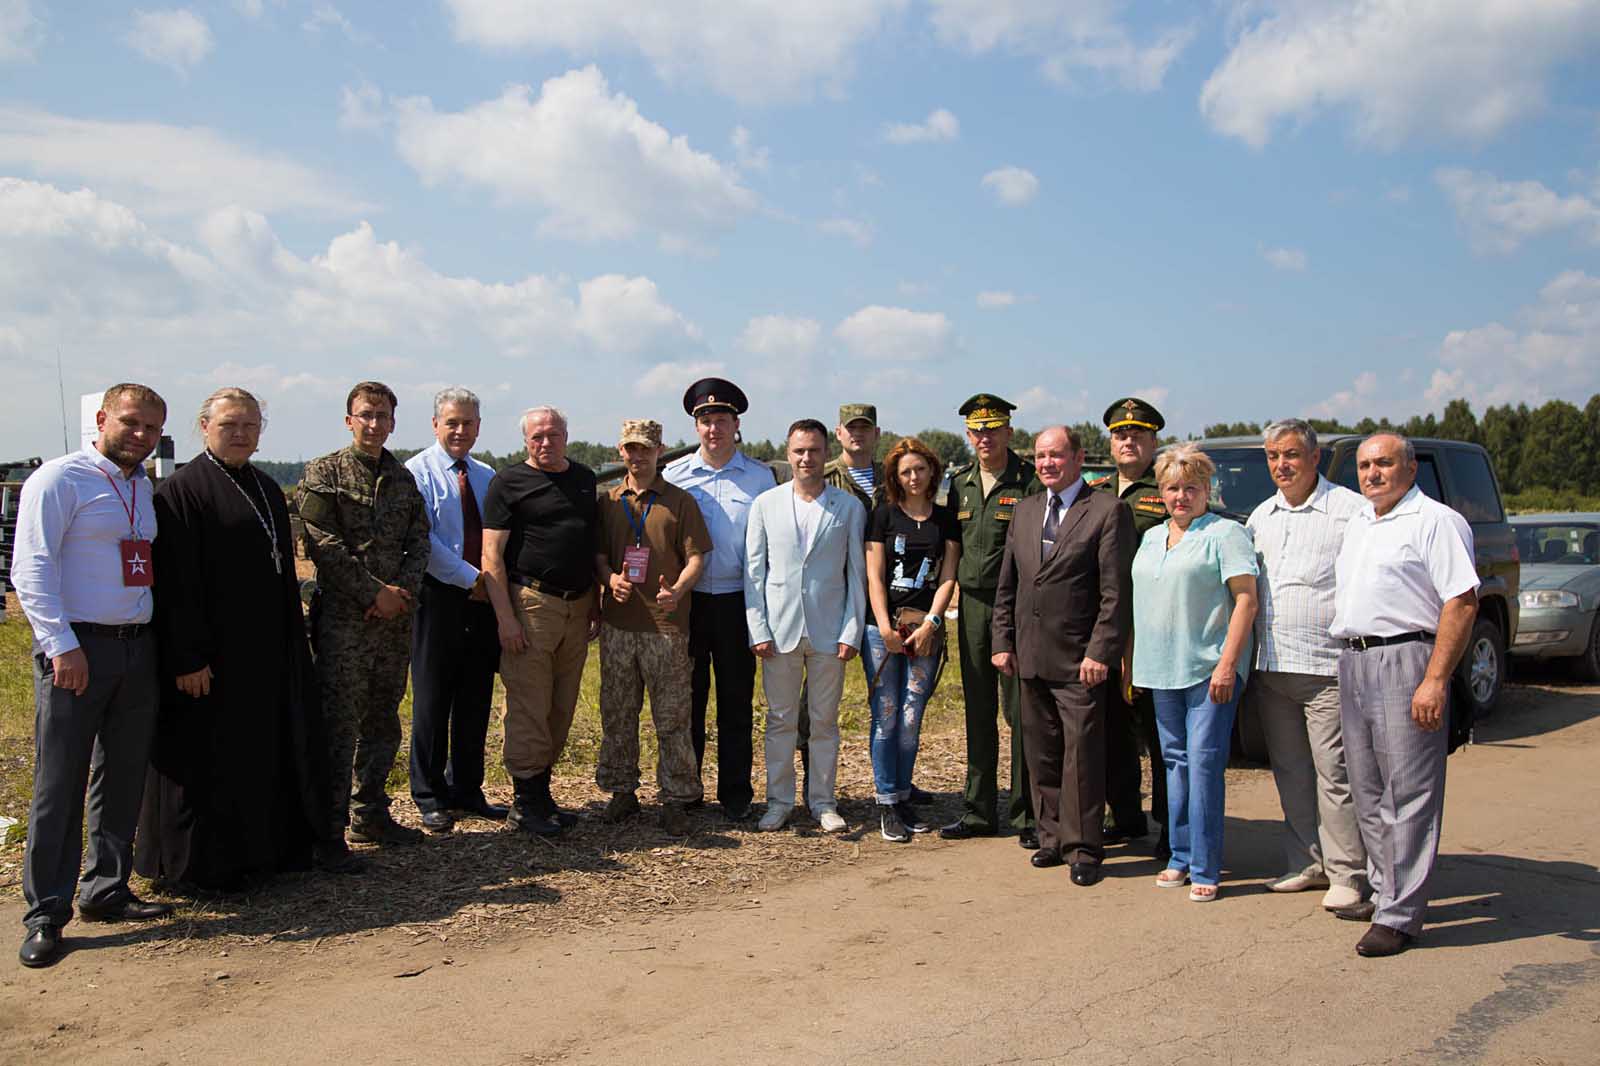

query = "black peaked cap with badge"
682;377;749;418
1103;396;1165;433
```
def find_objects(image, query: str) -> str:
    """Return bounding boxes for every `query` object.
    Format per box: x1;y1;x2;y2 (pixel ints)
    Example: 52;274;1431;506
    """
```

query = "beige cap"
619;418;663;448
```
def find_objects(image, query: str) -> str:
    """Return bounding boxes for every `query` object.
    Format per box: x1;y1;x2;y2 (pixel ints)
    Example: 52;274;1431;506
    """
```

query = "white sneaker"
758;806;791;832
1321;884;1362;910
1268;871;1330;893
817;810;847;833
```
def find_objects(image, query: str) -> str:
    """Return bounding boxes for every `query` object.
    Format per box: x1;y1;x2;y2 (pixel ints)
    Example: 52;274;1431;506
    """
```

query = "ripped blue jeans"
863;624;943;805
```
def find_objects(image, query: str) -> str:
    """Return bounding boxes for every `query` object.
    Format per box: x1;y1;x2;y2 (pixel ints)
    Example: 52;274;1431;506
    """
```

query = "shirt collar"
81;442;145;481
1271;474;1331;514
1362;483;1423;522
691;448;748;474
1049;478;1084;509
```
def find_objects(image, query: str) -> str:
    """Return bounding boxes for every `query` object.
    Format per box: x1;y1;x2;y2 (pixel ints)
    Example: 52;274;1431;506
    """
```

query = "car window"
1514;523;1600;564
1329;451;1442;502
1198;447;1278;518
1441;447;1505;523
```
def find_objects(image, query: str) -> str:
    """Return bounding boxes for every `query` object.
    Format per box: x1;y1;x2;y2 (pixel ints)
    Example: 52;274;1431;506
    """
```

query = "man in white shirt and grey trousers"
1329;433;1478;958
11;384;176;969
744;418;867;834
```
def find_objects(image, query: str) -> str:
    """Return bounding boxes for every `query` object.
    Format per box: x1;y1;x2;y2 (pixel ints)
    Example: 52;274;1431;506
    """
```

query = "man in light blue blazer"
745;419;867;832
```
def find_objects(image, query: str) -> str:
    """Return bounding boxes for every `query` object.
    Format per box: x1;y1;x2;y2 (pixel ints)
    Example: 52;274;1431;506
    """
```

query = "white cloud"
835;305;953;361
1;0;43;62
1436;167;1600;254
126;8;213;74
636;359;726;398
1201;1;1600;149
730;126;769;173
981;166;1039;206
1260;245;1307;272
928;0;1193;92
1309;370;1379;420
575;275;701;354
390;67;757;250
976;290;1016;309
441;0;908;104
235;0;265;18
737;314;822;360
339;83;386;131
0;106;372;217
819;217;874;248
302;4;375;47
883;108;959;145
1424;271;1600;408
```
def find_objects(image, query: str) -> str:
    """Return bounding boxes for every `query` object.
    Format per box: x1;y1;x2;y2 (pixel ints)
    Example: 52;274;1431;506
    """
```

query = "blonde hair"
1153;442;1214;491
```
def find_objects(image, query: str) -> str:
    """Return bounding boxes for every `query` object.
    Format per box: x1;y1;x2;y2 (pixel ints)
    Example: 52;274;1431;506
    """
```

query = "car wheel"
1575;612;1600;683
1457;617;1504;719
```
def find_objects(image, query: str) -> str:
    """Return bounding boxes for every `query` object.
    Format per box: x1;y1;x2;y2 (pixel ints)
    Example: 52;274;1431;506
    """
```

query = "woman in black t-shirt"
864;437;961;843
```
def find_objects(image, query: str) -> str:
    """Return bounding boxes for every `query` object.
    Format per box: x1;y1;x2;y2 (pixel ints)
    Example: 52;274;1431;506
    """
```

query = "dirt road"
4;681;1598;1065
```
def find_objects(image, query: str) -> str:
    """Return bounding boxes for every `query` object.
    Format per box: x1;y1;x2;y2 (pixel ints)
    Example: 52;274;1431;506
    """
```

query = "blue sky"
3;1;1599;461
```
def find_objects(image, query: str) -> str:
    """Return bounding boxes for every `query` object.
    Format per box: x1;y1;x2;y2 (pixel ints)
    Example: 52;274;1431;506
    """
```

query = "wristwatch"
927;614;943;629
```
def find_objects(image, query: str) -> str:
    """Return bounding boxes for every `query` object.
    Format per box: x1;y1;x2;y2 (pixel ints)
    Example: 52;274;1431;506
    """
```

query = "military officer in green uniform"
301;381;432;852
1087;396;1170;856
940;394;1041;844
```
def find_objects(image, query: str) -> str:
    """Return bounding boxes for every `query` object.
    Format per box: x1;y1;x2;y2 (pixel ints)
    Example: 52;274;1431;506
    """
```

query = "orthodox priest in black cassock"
137;448;329;892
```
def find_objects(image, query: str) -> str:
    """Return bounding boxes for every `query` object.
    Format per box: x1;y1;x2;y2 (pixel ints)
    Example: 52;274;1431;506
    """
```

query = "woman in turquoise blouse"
1131;444;1258;901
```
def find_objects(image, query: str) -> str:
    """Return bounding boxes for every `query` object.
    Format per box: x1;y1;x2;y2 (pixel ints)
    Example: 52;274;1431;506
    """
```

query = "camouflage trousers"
596;624;702;804
314;604;412;831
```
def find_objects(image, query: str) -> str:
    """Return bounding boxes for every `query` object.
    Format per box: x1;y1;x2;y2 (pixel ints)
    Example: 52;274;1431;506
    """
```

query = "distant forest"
252;395;1600;508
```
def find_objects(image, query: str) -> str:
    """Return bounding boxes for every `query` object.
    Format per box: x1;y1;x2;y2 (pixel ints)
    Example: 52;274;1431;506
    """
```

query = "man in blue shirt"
404;388;504;834
11;383;175;968
663;378;777;820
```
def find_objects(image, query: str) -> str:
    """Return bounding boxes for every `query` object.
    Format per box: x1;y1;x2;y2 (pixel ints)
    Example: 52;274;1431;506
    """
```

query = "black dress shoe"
451;797;510;821
19;926;62;968
1356;923;1413;957
1070;862;1103;886
1333;900;1378;922
420;809;454;833
1017;828;1040;850
1030;847;1064;868
939;821;995;841
1102;823;1145;846
77;896;174;923
723;801;751;822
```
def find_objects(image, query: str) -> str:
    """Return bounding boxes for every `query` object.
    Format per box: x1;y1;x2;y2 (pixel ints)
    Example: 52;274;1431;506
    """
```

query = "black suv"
1194;435;1520;758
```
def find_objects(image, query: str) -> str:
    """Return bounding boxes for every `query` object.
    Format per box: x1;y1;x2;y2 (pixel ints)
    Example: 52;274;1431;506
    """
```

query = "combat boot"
659;802;691;836
533;769;580;828
507;774;562;837
348;809;424;846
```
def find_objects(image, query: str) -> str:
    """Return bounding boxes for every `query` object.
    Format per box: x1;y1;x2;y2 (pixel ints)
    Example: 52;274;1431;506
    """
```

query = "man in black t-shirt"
481;405;601;836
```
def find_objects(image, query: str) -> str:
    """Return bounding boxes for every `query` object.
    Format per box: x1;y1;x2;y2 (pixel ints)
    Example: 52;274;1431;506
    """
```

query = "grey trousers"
1255;670;1368;888
24;629;159;931
1337;641;1447;937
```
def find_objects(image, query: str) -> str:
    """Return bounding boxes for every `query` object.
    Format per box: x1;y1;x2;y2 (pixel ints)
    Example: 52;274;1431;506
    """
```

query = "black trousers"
1105;664;1166;837
408;577;500;813
688;590;756;811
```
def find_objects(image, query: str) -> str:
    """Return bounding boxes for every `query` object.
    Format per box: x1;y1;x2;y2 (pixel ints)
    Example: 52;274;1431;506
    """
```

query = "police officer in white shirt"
11;384;176;968
1247;419;1368;912
1329;433;1479;957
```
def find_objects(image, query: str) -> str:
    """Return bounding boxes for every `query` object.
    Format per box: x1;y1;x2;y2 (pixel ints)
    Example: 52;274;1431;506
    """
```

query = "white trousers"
762;638;844;814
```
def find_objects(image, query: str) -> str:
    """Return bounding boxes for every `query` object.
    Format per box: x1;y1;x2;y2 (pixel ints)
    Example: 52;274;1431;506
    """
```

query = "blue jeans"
863;625;942;805
1152;677;1240;886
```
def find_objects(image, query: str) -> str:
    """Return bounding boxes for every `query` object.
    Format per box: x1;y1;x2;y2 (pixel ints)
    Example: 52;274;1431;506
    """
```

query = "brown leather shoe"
1356;923;1413;957
1332;900;1377;922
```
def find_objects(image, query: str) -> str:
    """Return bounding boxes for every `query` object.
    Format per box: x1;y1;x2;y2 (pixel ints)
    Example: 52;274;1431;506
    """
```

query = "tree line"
254;396;1600;504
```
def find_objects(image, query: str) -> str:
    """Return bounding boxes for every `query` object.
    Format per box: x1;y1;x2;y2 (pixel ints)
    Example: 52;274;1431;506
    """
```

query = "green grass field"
0;614;970;820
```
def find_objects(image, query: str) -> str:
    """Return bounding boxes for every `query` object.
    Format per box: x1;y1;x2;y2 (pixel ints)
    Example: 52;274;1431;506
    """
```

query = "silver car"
1511;512;1600;679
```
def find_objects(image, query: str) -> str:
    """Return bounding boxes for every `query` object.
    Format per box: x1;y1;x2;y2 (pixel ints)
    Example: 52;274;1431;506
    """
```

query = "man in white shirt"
1329;433;1479;957
1246;419;1368;911
11;384;175;968
405;388;504;834
744;419;867;832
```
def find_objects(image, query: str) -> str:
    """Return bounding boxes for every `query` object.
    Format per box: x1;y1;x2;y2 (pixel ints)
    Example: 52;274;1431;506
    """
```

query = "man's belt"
72;621;152;640
508;573;590;601
1342;631;1434;651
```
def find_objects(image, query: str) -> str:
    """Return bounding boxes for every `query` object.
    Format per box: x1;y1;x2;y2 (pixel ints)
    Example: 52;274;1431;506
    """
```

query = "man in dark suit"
991;425;1134;886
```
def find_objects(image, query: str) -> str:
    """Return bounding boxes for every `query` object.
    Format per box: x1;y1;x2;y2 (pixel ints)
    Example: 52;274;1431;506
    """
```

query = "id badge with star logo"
119;539;154;587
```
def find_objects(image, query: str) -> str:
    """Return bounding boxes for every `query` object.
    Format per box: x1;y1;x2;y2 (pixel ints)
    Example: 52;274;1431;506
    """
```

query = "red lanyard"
101;469;138;536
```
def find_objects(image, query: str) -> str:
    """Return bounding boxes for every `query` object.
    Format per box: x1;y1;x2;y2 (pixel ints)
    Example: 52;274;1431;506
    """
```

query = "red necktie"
456;460;483;567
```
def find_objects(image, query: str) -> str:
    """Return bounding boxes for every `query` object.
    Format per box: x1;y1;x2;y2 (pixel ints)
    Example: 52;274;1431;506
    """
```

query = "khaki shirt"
299;445;431;611
598;478;712;634
944;450;1042;593
823;457;884;512
1090;466;1167;540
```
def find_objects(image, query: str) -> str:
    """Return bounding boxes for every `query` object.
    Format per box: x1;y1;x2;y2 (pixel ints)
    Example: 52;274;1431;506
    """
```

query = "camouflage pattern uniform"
300;445;430;832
